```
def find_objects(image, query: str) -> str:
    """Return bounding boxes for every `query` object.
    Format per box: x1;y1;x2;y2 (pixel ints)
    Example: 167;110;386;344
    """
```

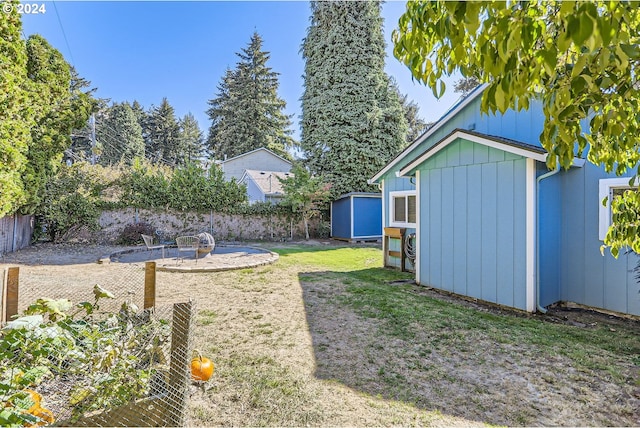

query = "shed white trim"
399;130;548;177
388;190;417;228
526;159;536;312
415;170;421;282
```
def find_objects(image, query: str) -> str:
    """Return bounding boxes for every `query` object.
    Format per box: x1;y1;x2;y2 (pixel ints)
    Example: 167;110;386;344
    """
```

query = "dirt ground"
2;242;639;426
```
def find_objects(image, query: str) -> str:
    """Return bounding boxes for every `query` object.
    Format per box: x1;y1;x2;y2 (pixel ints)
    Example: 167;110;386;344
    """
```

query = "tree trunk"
304;216;310;240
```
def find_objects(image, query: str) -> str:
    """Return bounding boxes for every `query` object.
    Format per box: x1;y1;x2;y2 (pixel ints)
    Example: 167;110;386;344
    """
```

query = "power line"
52;0;75;67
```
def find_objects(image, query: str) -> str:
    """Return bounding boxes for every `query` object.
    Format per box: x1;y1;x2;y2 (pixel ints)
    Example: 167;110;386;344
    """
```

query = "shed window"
390;191;416;227
598;177;637;240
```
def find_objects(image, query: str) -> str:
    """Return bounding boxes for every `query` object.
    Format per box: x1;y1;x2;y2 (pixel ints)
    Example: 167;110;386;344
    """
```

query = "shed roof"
369;84;488;184
334;192;381;201
399;129;548;176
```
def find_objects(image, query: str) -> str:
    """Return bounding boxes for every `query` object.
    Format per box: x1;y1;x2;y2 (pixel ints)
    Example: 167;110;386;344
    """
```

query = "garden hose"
404;233;416;265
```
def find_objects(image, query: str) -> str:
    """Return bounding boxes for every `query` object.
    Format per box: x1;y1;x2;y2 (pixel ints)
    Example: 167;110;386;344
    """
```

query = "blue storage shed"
331;193;382;241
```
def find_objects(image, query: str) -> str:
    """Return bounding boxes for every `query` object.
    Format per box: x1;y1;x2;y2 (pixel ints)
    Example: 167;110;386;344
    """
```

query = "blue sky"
21;1;463;140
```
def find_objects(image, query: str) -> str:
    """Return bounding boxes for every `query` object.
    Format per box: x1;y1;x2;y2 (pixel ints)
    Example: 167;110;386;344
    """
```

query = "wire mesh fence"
0;263;195;427
12;261;148;316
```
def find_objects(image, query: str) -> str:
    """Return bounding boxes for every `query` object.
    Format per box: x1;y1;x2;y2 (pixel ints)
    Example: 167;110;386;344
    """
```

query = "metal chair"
141;234;165;259
175;235;200;264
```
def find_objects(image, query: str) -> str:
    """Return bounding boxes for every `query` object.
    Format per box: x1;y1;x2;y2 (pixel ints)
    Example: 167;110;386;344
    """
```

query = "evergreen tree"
390;78;429;144
146;97;180;165
206;32;294;160
206;68;236;160
23;35;94;212
400;92;429;143
131;100;147;126
453;76;481;97
300;1;407;198
0;8;92;215
69;67;103;161
178;113;204;165
0;3;31;215
96;102;145;166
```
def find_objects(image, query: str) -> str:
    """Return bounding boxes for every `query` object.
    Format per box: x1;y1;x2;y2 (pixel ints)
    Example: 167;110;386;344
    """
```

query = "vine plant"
0;285;170;426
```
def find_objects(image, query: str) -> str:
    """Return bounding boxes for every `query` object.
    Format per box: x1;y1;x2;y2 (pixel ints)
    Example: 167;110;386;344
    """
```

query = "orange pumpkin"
191;352;214;381
28;405;55;427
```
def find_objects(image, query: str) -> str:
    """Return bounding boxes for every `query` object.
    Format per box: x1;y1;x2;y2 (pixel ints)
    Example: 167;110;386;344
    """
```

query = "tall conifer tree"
96;102;145;166
206;32;294;160
146;97;180;165
300;0;407;198
178;113;204;164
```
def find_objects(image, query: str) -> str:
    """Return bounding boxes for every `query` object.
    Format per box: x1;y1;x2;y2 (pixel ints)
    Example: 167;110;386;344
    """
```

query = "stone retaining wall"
98;208;321;243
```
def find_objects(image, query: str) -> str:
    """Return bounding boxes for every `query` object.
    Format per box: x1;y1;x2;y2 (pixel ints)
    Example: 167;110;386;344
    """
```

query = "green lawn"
187;244;640;426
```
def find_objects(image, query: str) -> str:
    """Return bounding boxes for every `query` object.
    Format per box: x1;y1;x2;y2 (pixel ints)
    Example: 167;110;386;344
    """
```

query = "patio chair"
176;235;200;264
141;234;165;259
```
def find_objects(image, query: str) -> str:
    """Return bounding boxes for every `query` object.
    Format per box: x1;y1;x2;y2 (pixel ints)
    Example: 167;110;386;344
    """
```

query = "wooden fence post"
3;267;19;323
167;300;194;427
144;262;156;310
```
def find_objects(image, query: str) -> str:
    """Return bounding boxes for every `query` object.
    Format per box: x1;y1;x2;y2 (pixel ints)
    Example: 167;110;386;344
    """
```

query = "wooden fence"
0;214;33;254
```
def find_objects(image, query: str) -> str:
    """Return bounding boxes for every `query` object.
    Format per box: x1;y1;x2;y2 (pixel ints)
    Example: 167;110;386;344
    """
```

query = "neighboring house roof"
369;84;488;184
220;147;292;166
240;170;293;196
399;128;548;177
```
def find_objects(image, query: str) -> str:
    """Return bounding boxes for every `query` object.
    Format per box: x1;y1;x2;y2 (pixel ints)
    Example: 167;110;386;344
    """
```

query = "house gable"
400;129;546;177
412;135;536;311
221;148;292;181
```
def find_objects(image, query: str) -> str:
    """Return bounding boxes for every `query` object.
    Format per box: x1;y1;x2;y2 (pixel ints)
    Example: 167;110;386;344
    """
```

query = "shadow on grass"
299;268;640;427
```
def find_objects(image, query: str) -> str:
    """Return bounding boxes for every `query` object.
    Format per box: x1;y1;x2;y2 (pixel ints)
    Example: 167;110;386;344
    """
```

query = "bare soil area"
2;242;639;426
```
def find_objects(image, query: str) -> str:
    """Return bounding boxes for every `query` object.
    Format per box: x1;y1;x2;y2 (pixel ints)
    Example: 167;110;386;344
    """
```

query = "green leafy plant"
36;162;114;242
0;285;170;425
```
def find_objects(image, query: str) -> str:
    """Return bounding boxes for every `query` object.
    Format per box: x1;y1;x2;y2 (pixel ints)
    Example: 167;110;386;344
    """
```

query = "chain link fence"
1;263;195;427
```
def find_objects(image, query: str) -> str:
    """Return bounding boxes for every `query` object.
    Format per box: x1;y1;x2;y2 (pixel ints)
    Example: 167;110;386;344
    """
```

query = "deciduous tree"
392;0;640;255
278;164;331;240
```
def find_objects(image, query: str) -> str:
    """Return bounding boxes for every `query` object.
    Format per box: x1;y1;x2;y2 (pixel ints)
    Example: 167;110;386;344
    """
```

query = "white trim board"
400;130;548;177
526;159;536;313
415;170;421;282
388;190;417;228
598;176;638;240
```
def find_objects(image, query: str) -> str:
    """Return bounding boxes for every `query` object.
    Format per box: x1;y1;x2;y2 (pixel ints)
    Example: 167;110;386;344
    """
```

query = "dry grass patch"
4;242;639;426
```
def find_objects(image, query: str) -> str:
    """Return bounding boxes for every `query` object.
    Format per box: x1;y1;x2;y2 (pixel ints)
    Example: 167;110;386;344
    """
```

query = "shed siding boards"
331;194;382;240
377;96;545;234
416;138;530;311
352;196;382;238
559;164;640;316
220;148;291;181
331;197;351;239
537;166;562;307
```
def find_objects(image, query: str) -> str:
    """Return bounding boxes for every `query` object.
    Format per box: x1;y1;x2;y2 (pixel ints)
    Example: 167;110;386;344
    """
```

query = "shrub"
117;222;155;245
36;163;104;242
